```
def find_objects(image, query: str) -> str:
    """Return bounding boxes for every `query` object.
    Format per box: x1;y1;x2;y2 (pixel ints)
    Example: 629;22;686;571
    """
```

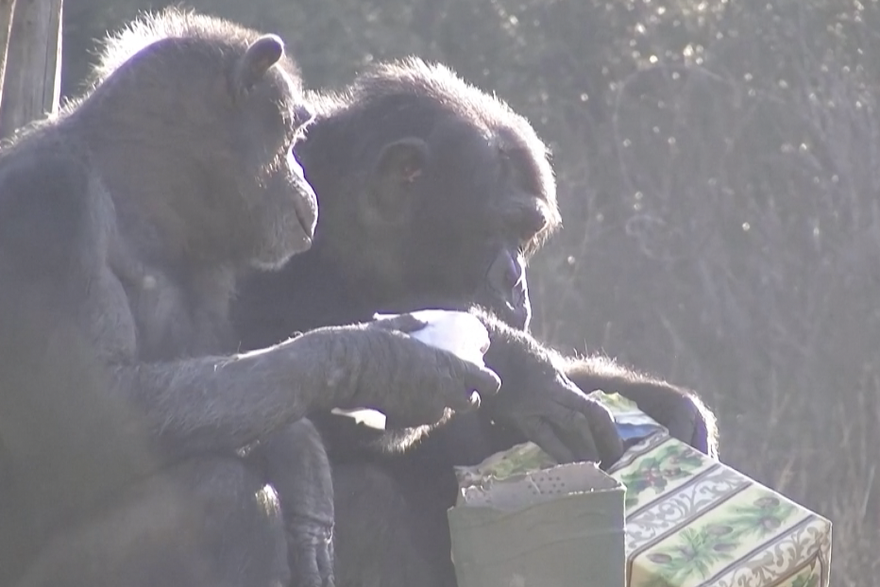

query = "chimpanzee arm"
315;304;623;468
348;304;717;468
561;354;718;458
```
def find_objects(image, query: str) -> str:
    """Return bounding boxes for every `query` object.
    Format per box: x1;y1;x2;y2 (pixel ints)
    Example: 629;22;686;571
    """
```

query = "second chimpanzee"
232;58;717;587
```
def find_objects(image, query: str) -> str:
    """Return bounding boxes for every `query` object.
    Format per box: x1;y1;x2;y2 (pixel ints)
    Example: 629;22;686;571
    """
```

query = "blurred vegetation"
62;0;880;584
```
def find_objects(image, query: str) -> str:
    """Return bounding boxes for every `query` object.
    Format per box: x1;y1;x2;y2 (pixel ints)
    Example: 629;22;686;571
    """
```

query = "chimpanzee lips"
292;184;318;242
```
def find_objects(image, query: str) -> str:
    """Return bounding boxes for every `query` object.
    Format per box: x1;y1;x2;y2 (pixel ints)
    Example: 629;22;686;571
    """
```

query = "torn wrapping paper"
448;442;627;587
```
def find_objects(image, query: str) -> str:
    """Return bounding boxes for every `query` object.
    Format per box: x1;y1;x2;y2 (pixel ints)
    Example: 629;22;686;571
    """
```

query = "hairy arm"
79;260;379;460
337;302;716;468
112;330;365;456
561;354;719;458
317;304;621;467
471;307;718;462
0;270;373;472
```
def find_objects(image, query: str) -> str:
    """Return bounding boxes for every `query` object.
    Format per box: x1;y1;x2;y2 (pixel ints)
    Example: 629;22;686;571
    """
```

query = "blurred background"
63;1;879;584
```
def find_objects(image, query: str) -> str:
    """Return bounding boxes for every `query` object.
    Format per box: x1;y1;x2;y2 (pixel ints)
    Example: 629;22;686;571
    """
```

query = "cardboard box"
448;443;627;587
596;392;833;587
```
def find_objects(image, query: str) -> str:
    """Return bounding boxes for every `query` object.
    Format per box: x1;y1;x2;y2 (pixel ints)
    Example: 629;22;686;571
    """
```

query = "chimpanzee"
231;58;718;587
0;13;501;587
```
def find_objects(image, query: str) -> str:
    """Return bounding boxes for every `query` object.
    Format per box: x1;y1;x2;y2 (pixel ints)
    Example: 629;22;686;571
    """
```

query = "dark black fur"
0;14;500;587
232;59;718;587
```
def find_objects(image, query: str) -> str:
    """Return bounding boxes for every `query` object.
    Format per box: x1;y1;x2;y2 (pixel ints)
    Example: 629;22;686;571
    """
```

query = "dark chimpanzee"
231;58;718;587
0;13;501;587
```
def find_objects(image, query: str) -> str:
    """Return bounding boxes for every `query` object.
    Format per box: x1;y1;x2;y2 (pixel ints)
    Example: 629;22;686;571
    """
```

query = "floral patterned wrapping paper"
594;392;833;587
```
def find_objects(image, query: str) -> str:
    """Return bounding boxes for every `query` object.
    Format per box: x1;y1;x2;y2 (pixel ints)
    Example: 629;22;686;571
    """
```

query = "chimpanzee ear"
234;34;284;96
369;137;429;222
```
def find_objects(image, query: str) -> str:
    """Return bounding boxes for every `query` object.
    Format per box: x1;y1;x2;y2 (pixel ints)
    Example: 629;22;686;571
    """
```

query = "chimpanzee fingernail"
466;390;481;409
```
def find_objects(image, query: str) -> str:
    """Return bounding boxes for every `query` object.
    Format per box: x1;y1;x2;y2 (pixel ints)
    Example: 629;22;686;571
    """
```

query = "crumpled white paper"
330;309;491;429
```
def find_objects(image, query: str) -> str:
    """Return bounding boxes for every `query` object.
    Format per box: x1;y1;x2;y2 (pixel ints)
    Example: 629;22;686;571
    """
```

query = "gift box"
447;392;833;587
595;391;833;587
447;442;627;587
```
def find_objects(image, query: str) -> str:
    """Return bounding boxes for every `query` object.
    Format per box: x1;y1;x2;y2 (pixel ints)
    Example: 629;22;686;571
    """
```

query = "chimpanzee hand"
320;315;501;428
287;513;334;587
483;362;625;469
563;357;719;459
393;306;627;468
247;419;336;587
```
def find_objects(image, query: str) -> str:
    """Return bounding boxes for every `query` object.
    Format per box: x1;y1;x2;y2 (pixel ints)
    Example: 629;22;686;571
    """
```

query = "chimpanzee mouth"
292;185;318;242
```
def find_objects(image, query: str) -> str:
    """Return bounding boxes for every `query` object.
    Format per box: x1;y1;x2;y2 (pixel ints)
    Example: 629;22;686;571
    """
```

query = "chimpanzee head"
298;58;559;329
79;8;318;270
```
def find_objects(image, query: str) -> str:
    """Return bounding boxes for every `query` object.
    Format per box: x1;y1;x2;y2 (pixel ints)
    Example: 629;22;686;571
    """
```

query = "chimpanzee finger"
289;541;323;587
651;399;698;447
517;417;580;464
461;361;502;399
689;416;711;456
546;407;601;464
580;400;624;470
316;540;335;587
552;375;625;467
437;353;501;412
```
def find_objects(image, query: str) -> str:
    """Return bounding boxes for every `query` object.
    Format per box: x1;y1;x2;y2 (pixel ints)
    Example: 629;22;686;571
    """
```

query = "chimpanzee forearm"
110;329;356;457
562;356;719;457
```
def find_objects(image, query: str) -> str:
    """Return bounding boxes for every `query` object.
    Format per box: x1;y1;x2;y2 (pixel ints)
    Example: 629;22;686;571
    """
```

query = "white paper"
376;309;490;368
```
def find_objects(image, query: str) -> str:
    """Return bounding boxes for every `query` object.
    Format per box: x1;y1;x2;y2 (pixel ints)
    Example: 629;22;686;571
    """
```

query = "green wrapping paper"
597;392;832;587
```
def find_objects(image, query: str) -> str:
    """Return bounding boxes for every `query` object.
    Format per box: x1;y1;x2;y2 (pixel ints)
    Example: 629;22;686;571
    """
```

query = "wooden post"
0;0;16;112
0;0;63;140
